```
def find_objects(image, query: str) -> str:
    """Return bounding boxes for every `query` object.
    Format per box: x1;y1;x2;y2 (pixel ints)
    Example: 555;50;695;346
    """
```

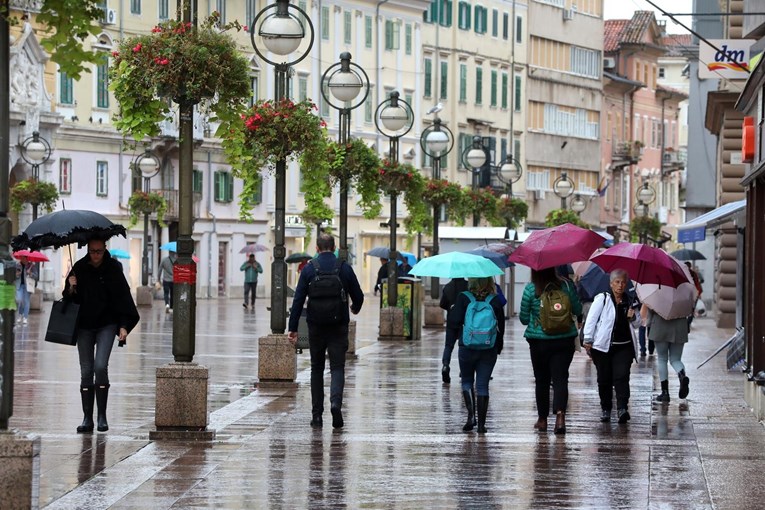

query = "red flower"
243;25;249;32
111;51;119;57
132;43;142;53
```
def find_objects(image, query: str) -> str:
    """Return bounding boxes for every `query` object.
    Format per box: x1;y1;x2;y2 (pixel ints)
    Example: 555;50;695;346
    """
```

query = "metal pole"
387;137;399;308
172;0;197;362
31;164;39;220
270;63;289;334
561;196;567;210
338;107;350;261
472;170;479;227
142;212;150;287
430;155;440;300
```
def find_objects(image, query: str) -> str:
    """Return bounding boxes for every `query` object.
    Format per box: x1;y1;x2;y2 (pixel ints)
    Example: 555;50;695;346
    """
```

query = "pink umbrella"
590;243;689;288
13;250;49;262
508;223;606;270
636;260;696;320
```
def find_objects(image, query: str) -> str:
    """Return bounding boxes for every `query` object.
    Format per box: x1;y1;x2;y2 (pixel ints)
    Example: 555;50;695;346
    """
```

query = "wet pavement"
7;298;765;509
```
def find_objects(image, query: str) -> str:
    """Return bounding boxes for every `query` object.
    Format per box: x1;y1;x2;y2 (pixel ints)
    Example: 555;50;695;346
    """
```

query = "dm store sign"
699;39;755;79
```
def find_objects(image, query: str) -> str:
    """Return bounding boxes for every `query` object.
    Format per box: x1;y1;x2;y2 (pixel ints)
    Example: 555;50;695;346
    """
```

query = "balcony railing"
155;189;202;220
611;141;643;165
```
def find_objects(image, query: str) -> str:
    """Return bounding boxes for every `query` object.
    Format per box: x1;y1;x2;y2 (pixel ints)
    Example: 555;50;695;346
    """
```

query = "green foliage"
422;179;463;207
494;197;529;229
544;208;589;228
630;215;662;242
376;159;429;236
127;191;168;227
10;179;59;213
110;14;251;141
326;139;383;219
456;187;499;225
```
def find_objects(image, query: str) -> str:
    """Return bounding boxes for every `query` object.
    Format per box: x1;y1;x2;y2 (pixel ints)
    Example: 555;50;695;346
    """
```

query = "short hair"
610;269;628;282
249;253;255;258
316;233;335;252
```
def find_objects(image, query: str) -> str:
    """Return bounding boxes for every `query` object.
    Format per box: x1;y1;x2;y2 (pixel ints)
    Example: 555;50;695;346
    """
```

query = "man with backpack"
287;234;364;429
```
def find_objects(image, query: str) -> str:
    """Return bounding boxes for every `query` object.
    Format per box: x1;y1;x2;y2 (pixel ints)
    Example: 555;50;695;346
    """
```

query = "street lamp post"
374;91;413;307
553;171;575;209
462;135;521;225
251;0;313;334
570;194;587;216
634;181;656;244
134;151;160;287
420;117;453;300
496;154;523;197
321;52;369;262
19;131;52;220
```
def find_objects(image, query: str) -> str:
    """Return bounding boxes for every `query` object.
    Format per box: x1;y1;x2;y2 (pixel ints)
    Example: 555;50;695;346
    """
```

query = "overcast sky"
604;0;693;34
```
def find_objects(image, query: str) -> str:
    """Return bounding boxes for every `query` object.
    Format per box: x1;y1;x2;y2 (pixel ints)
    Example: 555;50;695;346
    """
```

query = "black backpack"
307;259;347;325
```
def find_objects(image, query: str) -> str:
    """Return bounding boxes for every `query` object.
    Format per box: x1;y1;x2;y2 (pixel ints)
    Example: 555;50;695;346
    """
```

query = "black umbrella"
365;246;405;260
670;248;706;261
285;252;312;263
12;210;127;251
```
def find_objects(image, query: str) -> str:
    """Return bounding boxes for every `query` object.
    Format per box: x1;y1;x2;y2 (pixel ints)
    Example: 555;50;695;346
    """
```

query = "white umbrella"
636;260;697;320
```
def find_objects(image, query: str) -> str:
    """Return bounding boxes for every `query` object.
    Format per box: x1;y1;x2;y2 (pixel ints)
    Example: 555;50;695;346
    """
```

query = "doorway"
217;241;228;297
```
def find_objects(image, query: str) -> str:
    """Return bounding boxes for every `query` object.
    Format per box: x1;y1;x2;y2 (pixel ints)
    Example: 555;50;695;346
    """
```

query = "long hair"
468;277;495;301
531;267;561;297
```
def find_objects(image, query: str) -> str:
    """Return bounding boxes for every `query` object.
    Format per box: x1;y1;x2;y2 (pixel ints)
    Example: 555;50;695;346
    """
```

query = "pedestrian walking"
64;239;140;433
685;261;703;331
450;276;505;434
439;277;469;384
373;258;388;296
159;250;176;313
287;233;364;429
15;255;38;325
240;254;262;309
519;267;582;435
582;269;641;424
643;303;690;402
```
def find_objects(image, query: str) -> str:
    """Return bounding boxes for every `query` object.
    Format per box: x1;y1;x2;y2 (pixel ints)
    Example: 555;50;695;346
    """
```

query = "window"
298;76;307;102
321;82;330;117
405;24;412;54
246;0;257;26
158;0;169;19
130;0;140;15
527;169;550;190
216;0;226;24
474;6;487;34
516;15;523;43
344;11;352;44
440;61;448;99
364;91;373;122
385;20;400;50
439;0;453;26
459;64;467;102
514;75;522;111
249;76;259;106
501;72;508;109
191;168;204;194
59;71;73;105
570;46;600;79
424;58;433;97
365;16;373;48
514;139;521;164
59;158;72;194
490;70;497;106
491;9;498;37
502;13;508;40
96;161;108;196
458;133;473;168
249;177;263;205
214;171;234;202
475;66;483;104
96;62;109;108
321;7;330;40
542;103;600;139
658;67;665;79
458;2;471;30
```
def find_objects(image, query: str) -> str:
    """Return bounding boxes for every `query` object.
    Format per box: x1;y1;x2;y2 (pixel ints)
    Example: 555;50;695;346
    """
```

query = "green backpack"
538;283;574;335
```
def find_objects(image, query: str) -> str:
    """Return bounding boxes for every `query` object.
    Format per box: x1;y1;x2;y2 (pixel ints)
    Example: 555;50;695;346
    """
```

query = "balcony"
611;141;643;166
662;148;686;176
155;189;202;220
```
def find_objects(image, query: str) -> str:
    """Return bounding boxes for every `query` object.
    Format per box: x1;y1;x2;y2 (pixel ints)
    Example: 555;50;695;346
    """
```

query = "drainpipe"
375;0;390;152
206;150;216;298
118;0;126;209
509;0;516;169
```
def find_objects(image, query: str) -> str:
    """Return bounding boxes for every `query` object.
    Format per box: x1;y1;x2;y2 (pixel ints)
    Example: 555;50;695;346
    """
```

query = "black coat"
64;252;140;333
439;278;469;321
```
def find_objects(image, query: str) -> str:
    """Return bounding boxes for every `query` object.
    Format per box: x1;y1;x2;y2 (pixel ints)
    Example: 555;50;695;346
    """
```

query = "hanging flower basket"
630;215;661;242
10;179;59;214
462;187;499;224
495;197;529;229
378;159;420;194
127;191;168;227
545;208;588;228
110;14;251;141
422;179;463;207
326;139;383;219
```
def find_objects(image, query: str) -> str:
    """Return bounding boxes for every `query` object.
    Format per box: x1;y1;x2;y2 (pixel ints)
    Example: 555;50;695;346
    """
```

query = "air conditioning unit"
103;8;117;25
533;189;545;201
562;8;574;21
603;57;616;70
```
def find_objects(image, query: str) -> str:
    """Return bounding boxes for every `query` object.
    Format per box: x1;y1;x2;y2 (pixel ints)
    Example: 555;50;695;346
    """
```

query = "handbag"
45;299;80;346
295;308;310;353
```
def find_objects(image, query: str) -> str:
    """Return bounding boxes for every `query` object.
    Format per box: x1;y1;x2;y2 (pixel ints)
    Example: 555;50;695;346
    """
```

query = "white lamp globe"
380;104;409;132
329;71;363;102
25;140;47;163
260;14;303;55
466;147;487;169
425;130;449;154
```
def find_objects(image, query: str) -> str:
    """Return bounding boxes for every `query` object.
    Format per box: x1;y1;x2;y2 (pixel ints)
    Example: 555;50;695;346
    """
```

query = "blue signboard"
677;226;706;243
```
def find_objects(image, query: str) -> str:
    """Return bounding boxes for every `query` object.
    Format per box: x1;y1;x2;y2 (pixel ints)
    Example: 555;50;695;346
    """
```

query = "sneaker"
617;409;631;424
600;409;611;422
16;316;22;324
22;317;28;325
165;304;170;313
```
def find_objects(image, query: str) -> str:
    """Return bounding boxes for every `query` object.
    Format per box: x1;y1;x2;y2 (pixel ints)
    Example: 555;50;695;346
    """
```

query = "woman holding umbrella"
643;304;690;403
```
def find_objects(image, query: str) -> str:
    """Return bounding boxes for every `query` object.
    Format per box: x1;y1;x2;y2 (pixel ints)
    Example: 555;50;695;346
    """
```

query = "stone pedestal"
0;430;40;510
136;285;154;307
150;362;214;440
29;289;42;311
378;306;407;341
423;298;445;329
258;334;297;385
347;320;357;359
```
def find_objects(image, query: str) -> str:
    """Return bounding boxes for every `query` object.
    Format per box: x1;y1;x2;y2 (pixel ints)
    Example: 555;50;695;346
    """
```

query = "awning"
439;226;509;241
677;199;746;243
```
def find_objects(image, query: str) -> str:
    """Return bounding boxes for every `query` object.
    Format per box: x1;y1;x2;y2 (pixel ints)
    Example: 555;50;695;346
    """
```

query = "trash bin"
380;277;423;340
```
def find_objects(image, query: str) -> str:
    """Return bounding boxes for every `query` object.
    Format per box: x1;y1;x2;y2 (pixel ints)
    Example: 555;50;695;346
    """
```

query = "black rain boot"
462;390;474;432
76;385;95;433
678;370;690;399
655;380;670;403
477;396;489;434
471;388;477;427
95;384;110;432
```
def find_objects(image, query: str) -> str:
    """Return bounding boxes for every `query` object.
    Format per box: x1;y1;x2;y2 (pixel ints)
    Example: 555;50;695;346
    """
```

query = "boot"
476;396;489;434
441;365;450;384
76;385;95;433
655;380;670;403
678;370;690;399
462;390;474;431
533;417;547;431
554;411;566;435
471;388;477;427
95;384;110;432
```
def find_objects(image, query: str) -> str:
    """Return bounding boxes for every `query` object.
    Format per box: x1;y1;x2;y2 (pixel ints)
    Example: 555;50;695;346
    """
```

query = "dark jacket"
63;252;140;333
374;264;388;293
288;252;364;331
440;278;469;324
450;291;505;354
519;279;582;340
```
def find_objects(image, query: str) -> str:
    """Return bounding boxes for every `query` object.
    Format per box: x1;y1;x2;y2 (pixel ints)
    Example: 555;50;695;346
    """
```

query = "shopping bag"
44;299;80;346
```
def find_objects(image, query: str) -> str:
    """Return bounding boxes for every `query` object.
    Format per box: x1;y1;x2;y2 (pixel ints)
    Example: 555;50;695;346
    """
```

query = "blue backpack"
461;292;498;350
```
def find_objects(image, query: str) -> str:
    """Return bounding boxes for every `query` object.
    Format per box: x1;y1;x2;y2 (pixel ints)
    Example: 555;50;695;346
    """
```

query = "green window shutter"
192;169;203;194
214;171;222;202
490;70;497;106
492;9;498;37
96;62;109;108
226;173;234;202
424;59;432;98
385;20;392;49
443;0;453;27
514;139;521;164
475;67;483;104
482;8;488;33
427;0;437;23
321;6;329;39
501;73;508;108
252;178;262;205
440;61;448;99
459;64;467;102
393;22;400;49
503;12;508;39
344;11;352;44
365;16;373;47
514;75;522;111
405;24;412;54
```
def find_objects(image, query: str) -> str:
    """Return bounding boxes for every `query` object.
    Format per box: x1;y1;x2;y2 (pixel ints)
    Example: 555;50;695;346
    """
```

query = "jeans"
654;341;686;381
16;283;30;318
77;324;118;386
308;323;349;415
527;337;575;417
591;342;634;411
638;326;655;354
458;346;497;397
243;282;257;306
163;281;174;307
442;327;459;366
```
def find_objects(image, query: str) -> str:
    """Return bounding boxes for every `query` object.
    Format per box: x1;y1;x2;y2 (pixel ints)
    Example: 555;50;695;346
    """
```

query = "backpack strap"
310;258;321;273
333;258;344;274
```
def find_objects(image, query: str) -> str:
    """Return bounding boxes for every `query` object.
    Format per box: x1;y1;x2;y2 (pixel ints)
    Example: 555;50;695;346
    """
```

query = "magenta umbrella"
590;243;689;288
508;223;606;270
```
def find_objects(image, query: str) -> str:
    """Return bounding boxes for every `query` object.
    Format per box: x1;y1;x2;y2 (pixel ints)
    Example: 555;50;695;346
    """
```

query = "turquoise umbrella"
109;248;131;259
409;252;503;279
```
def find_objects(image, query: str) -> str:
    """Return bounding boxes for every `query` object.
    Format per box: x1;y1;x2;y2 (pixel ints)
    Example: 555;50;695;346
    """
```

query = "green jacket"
240;260;263;283
519;280;582;340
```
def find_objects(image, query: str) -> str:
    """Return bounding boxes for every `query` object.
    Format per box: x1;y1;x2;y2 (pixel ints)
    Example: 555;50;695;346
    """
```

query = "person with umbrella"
240;254;263;310
373;258;388;296
14;253;39;325
159;249;176;313
439;277;469;384
65;238;139;433
644;303;691;403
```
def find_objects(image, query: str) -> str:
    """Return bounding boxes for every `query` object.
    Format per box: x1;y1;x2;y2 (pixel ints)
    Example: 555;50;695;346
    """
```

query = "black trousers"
527;337;576;417
591;341;634;411
308;323;349;415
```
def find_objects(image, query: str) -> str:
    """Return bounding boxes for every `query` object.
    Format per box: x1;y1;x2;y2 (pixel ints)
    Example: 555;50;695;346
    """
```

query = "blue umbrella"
466;248;511;270
109;248;131;259
400;251;417;267
160;241;177;252
578;264;611;302
409;252;503;278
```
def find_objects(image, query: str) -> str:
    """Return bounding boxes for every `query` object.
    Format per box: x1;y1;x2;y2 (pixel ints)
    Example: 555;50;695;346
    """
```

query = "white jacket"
582;292;641;354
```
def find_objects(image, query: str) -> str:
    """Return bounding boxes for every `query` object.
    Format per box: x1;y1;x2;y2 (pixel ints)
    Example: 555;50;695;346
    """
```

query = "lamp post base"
423;298;445;328
136;285;154;307
0;430;40;509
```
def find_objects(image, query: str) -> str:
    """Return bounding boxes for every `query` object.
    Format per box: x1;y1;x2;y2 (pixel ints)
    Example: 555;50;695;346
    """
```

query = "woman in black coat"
64;238;139;433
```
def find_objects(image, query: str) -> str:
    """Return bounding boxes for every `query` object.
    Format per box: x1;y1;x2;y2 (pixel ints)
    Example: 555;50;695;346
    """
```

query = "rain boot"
471;388;477;427
95;384;110;432
655;380;670;403
76;385;95;433
462;390;474;432
554;411;566;435
476;396;489;434
678;370;690;399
